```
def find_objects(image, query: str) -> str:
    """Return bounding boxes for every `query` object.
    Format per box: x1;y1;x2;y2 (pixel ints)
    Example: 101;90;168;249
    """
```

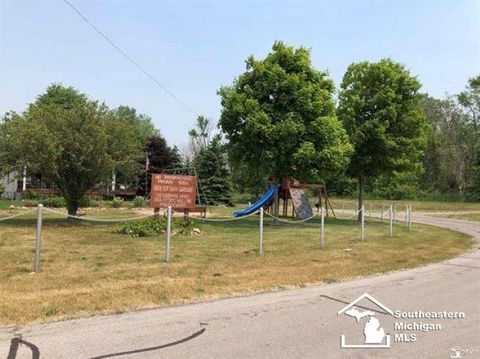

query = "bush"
37;196;97;208
109;197;124;208
115;218;195;237
175;219;195;235
116;218;165;237
42;196;66;208
132;196;148;208
23;189;41;200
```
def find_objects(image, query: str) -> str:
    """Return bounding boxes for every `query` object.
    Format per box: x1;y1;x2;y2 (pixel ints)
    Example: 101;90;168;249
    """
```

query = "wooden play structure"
267;178;335;219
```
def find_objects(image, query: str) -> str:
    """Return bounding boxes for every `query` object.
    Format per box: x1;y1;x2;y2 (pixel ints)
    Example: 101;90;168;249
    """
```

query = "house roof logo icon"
337;293;393;349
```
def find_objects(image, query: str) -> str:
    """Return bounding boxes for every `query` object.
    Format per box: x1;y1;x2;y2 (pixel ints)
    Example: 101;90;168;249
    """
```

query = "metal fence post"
389;205;393;237
320;207;325;249
361;205;365;241
165;206;171;262
34;204;43;272
405;205;408;228
408;205;412;231
259;207;264;256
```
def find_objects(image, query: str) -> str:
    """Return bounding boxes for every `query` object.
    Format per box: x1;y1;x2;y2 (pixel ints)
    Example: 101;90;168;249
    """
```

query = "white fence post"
165;206;171;262
361;205;365;241
34;204;43;272
389;205;393;237
259;207;264;256
408;205;412;231
320;207;325;249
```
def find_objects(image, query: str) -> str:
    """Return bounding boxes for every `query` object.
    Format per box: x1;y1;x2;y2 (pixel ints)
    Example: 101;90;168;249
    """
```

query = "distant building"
1;170;136;200
1;171;22;199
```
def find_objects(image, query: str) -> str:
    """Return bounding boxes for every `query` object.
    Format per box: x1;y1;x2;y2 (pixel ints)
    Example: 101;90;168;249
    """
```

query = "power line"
61;0;199;116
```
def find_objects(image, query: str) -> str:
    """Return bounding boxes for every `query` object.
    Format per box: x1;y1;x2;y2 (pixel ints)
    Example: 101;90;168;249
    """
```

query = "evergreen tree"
195;135;233;206
138;134;182;196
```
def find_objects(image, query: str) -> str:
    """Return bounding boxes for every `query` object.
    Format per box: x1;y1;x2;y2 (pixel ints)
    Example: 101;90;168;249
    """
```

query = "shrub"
132;196;148;208
175;219;195;235
79;197;99;208
115;218;166;237
115;218;195;237
109;197;124;208
23;189;40;200
42;196;66;208
37;196;96;208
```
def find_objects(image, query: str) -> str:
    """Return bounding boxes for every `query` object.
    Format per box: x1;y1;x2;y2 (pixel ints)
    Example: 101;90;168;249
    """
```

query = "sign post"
165;206;171;262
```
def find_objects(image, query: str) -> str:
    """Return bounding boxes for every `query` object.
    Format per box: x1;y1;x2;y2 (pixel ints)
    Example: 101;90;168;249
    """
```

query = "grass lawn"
0;204;474;326
329;197;480;214
429;212;480;222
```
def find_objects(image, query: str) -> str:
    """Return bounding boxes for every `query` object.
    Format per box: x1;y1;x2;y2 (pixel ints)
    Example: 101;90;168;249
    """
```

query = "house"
1;169;137;200
1;171;23;199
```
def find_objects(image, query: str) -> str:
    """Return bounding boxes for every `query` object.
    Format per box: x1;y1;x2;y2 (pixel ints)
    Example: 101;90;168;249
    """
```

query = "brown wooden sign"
150;174;197;209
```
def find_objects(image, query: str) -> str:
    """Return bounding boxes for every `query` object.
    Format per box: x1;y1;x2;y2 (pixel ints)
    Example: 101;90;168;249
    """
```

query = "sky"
1;0;479;147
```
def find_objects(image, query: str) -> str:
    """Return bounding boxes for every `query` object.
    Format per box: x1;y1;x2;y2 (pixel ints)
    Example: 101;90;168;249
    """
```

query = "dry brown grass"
0;207;473;326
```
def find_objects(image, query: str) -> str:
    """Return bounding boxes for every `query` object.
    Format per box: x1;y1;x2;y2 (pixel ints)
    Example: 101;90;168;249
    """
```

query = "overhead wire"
61;0;199;116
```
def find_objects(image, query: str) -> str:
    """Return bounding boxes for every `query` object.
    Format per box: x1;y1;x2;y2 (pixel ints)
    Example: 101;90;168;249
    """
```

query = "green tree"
114;106;158;146
195;135;233;206
337;59;428;217
218;41;352;201
0;84;144;217
420;92;478;197
458;75;480;199
188;116;213;152
139;134;183;196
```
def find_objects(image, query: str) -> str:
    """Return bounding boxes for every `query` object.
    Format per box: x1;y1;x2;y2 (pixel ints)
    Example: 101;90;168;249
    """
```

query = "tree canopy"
218;41;352;185
0;84;148;215
337;59;428;212
194;135;233;206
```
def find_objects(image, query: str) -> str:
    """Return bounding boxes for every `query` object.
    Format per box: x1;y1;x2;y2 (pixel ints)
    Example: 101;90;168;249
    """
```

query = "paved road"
1;215;479;359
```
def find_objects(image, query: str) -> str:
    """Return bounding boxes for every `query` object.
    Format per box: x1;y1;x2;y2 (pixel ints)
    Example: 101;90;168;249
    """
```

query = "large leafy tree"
114;106;158;146
458;75;480;199
337;59;428;217
218;42;352;197
0;84;145;216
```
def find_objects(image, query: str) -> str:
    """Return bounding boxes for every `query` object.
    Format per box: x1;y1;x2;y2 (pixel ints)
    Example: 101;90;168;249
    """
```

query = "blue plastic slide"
233;186;276;217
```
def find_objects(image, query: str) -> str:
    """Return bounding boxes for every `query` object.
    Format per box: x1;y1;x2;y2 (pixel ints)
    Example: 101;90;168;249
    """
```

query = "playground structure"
148;167;334;221
234;178;335;219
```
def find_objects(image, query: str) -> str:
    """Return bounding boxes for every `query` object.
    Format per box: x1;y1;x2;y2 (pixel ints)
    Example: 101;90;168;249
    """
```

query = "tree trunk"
66;198;79;223
357;175;363;223
273;182;279;217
